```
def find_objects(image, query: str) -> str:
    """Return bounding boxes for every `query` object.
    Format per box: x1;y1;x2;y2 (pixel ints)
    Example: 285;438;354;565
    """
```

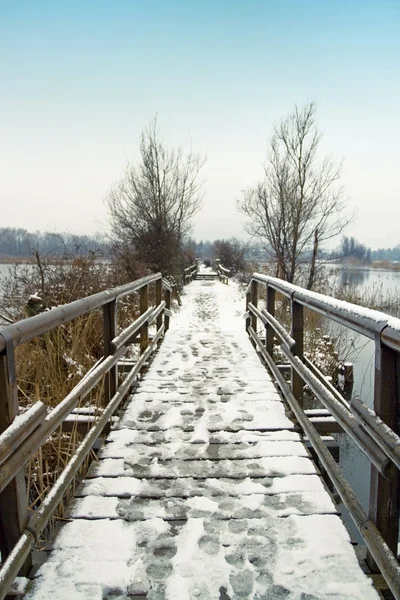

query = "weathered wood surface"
25;280;379;600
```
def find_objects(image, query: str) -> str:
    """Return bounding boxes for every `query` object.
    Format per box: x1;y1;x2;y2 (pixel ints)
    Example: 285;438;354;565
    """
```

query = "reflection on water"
329;264;400;298
339;268;370;288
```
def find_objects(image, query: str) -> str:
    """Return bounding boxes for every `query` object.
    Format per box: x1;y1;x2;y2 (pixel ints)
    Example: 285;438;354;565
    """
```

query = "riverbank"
328;261;400;272
0;255;34;264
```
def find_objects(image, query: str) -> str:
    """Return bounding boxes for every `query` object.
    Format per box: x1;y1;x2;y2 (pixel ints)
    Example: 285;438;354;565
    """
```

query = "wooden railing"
183;263;198;284
0;273;173;597
215;260;230;284
246;273;400;600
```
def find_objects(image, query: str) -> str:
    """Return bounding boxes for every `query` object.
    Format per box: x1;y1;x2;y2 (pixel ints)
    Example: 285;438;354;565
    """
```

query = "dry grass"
331;280;400;319
1;254;149;546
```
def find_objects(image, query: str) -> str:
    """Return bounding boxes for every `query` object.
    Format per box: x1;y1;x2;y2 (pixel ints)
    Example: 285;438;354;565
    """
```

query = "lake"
331;264;400;295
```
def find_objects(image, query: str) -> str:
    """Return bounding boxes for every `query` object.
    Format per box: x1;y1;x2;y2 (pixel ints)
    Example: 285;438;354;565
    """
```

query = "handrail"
0;272;172;596
218;264;230;274
350;395;400;471
0;273;161;352
216;261;230;284
0;402;47;467
183;263;197;284
249;273;393;340
246;273;400;599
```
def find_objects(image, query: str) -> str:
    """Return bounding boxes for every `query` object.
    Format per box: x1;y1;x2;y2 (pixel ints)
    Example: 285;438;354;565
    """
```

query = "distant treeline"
328;236;400;264
370;246;400;262
0;227;108;258
2;227;399;265
189;236;400;267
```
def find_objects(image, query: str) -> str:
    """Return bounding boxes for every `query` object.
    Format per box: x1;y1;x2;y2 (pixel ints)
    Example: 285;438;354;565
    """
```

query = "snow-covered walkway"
26;279;378;600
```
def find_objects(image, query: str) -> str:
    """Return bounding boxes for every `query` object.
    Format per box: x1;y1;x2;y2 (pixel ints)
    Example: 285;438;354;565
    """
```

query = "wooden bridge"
0;266;399;599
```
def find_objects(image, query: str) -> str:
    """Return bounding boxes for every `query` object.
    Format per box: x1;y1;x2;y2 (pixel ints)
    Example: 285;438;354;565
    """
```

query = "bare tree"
107;118;205;278
238;102;352;288
212;238;247;274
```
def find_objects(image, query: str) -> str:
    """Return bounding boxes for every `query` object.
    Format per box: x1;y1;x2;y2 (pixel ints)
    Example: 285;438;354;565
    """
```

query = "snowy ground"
26;277;378;600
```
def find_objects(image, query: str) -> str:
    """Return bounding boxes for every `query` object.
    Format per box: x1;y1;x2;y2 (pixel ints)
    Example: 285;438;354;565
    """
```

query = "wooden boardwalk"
25;278;379;600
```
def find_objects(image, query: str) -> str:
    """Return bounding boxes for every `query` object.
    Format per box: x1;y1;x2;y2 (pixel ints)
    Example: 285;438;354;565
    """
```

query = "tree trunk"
307;228;319;290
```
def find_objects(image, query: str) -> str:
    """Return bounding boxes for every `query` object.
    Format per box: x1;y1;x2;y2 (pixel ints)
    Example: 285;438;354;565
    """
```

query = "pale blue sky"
1;0;399;247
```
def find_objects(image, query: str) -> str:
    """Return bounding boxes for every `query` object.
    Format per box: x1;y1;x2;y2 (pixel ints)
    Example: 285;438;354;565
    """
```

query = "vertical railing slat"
266;285;275;356
245;289;251;333
140;285;149;354
156;278;163;334
291;298;304;407
367;337;400;572
103;300;117;404
251;280;258;332
164;285;171;332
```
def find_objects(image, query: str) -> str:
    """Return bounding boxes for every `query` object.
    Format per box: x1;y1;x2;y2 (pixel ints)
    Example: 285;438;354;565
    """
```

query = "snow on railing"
215;260;230;284
183;263;198;284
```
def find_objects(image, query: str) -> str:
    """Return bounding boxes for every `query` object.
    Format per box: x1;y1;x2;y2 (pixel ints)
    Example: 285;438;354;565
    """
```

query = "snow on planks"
25;279;379;600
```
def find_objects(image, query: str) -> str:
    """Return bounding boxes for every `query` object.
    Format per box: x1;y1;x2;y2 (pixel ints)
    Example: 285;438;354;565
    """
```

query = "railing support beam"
156;279;163;339
245;290;251;333
291;298;304;407
103;300;118;404
164;287;171;333
266;285;275;355
251;280;258;333
367;339;400;572
140;285;149;355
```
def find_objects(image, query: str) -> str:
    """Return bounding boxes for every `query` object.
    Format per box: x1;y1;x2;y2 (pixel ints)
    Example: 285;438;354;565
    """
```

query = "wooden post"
164;287;171;332
266;285;275;356
291;298;304;407
245;290;251;332
0;347;31;574
140;285;149;354
156;278;163;333
103;300;117;404
366;337;400;572
251;280;258;332
342;362;354;401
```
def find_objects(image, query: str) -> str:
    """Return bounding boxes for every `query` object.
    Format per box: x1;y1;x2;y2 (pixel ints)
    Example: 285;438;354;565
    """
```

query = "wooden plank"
60;418;114;435
98;440;309;460
104;428;301;446
67;490;338;520
308;418;343;434
86;456;317;479
76;473;330;499
118;401;293;432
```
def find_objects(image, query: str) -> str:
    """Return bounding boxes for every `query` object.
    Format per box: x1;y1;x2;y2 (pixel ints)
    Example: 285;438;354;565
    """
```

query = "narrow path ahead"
26;280;378;600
